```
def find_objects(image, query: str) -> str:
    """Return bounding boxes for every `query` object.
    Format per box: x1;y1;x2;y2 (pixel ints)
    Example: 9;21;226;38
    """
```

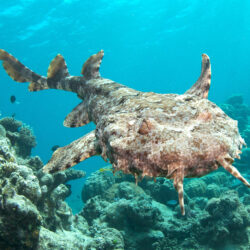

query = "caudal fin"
0;49;48;91
0;49;71;92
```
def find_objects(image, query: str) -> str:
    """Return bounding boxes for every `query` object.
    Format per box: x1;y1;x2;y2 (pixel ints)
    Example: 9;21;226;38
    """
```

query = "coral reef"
0;117;36;158
220;95;250;180
200;191;250;246
78;92;250;249
0;94;250;250
80;168;250;250
221;95;250;132
0;117;123;250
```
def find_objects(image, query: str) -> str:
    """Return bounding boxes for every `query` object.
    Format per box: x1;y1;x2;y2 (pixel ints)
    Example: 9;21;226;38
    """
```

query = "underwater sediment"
0;95;249;249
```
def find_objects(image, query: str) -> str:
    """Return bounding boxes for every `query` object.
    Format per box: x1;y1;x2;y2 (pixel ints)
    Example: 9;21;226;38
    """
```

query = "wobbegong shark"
0;49;249;215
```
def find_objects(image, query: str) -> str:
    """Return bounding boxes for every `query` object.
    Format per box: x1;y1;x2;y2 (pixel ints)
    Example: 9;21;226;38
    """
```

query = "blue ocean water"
0;0;249;213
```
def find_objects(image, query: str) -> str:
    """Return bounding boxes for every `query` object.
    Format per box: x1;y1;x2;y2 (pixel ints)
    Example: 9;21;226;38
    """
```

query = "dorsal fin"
185;54;211;99
81;50;104;79
64;101;90;127
47;54;69;81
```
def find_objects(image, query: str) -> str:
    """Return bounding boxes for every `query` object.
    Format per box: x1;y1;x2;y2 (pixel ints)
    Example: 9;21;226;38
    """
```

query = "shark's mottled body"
0;49;249;215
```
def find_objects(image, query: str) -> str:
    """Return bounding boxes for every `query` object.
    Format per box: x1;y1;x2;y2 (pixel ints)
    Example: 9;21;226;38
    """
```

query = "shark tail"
0;49;70;92
0;49;48;91
0;49;104;93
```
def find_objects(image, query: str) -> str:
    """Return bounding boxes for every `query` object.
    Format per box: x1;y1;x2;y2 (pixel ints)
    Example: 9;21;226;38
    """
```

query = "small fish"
10;95;16;103
231;179;241;188
99;167;112;172
51;145;60;152
166;200;178;207
10;95;20;104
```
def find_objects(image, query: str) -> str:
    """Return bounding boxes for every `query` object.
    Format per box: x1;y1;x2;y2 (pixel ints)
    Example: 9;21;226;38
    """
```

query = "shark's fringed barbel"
64;101;90;128
0;48;249;215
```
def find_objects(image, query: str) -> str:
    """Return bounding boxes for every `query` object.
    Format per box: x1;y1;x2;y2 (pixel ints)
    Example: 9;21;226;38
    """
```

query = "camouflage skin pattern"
0;49;249;215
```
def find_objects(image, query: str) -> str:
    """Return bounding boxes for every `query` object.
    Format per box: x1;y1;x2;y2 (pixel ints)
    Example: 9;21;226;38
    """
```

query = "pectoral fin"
43;130;100;173
185;54;211;99
63;101;90;127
